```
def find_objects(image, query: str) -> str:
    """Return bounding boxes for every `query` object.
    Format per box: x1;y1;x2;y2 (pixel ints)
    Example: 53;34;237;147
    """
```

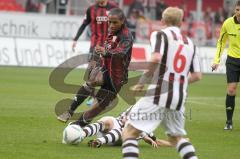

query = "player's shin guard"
69;83;94;112
122;138;139;159
98;129;122;144
83;122;105;138
225;94;235;124
176;138;198;159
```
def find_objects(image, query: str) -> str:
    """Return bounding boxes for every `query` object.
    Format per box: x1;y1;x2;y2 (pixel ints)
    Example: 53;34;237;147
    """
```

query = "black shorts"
226;56;240;83
95;67;121;108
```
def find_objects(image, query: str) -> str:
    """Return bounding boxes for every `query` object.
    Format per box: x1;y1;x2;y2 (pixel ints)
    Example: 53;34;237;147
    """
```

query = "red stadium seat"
0;0;25;12
132;47;146;61
1;0;15;3
123;0;135;5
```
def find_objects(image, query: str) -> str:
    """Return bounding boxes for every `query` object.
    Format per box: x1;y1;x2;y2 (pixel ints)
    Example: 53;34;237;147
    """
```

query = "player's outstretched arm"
143;136;174;148
142;135;159;148
155;139;174;147
155;137;190;147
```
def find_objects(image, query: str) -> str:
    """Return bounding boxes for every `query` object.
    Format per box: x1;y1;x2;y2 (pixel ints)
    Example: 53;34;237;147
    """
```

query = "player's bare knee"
122;124;140;141
168;135;182;146
103;119;114;131
98;117;114;131
227;88;237;95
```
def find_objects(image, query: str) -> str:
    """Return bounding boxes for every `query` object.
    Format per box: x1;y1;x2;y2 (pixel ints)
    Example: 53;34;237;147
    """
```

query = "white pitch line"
186;100;223;107
188;97;225;100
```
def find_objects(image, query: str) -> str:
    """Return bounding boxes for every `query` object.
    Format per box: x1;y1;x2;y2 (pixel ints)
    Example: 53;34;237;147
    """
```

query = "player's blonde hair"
162;7;184;27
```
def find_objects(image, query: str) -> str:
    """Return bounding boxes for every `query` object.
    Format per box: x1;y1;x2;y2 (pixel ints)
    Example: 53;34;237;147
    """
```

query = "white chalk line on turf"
186;100;223;107
186;97;226;107
188;97;225;100
185;96;239;107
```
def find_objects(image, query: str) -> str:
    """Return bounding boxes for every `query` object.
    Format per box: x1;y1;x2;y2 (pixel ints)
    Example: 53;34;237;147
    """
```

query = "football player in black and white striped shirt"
67;106;173;148
121;7;201;159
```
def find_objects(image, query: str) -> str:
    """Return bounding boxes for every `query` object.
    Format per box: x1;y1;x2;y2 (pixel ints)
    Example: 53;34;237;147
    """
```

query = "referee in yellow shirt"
212;0;240;130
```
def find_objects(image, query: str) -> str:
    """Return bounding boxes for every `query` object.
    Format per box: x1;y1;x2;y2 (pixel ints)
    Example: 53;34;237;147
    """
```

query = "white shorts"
126;97;187;137
98;116;122;130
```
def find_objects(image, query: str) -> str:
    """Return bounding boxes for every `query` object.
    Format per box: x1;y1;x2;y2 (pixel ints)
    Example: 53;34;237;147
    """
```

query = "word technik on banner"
0;12;85;40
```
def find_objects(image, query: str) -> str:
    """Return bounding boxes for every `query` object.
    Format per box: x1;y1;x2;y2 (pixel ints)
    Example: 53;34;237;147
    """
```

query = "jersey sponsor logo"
96;16;108;24
107;44;112;49
112;36;117;42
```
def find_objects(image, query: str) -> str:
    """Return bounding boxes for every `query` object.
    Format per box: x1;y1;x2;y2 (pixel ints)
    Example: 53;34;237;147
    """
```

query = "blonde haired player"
121;7;201;159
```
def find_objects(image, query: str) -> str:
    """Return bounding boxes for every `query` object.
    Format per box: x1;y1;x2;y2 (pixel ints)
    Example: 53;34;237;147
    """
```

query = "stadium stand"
0;0;234;46
124;0;223;12
0;0;25;12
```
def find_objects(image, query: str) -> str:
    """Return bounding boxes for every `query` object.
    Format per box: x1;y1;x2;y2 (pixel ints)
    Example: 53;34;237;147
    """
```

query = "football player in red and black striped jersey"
72;0;118;107
58;8;133;127
72;0;117;63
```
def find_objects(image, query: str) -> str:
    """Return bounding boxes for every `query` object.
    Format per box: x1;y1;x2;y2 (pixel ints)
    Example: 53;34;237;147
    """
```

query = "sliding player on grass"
65;106;174;148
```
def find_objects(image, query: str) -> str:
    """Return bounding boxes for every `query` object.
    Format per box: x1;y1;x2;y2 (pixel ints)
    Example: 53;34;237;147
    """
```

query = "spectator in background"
144;0;156;20
203;7;214;26
224;1;234;17
127;9;145;40
156;0;167;20
203;7;214;43
58;0;68;14
25;0;40;12
180;3;189;21
185;12;195;37
127;0;144;18
214;7;228;24
126;0;146;39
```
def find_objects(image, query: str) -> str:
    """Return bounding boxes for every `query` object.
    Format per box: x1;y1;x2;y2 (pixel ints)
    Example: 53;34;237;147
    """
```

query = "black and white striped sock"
176;138;198;159
98;128;122;144
122;138;139;159
83;122;105;138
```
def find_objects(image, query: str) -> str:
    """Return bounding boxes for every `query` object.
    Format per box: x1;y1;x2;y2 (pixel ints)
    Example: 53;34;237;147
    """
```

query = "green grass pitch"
0;66;240;159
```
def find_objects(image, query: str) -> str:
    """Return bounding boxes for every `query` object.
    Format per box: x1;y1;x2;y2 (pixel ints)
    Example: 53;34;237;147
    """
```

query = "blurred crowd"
0;0;69;14
125;0;234;45
0;0;235;46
